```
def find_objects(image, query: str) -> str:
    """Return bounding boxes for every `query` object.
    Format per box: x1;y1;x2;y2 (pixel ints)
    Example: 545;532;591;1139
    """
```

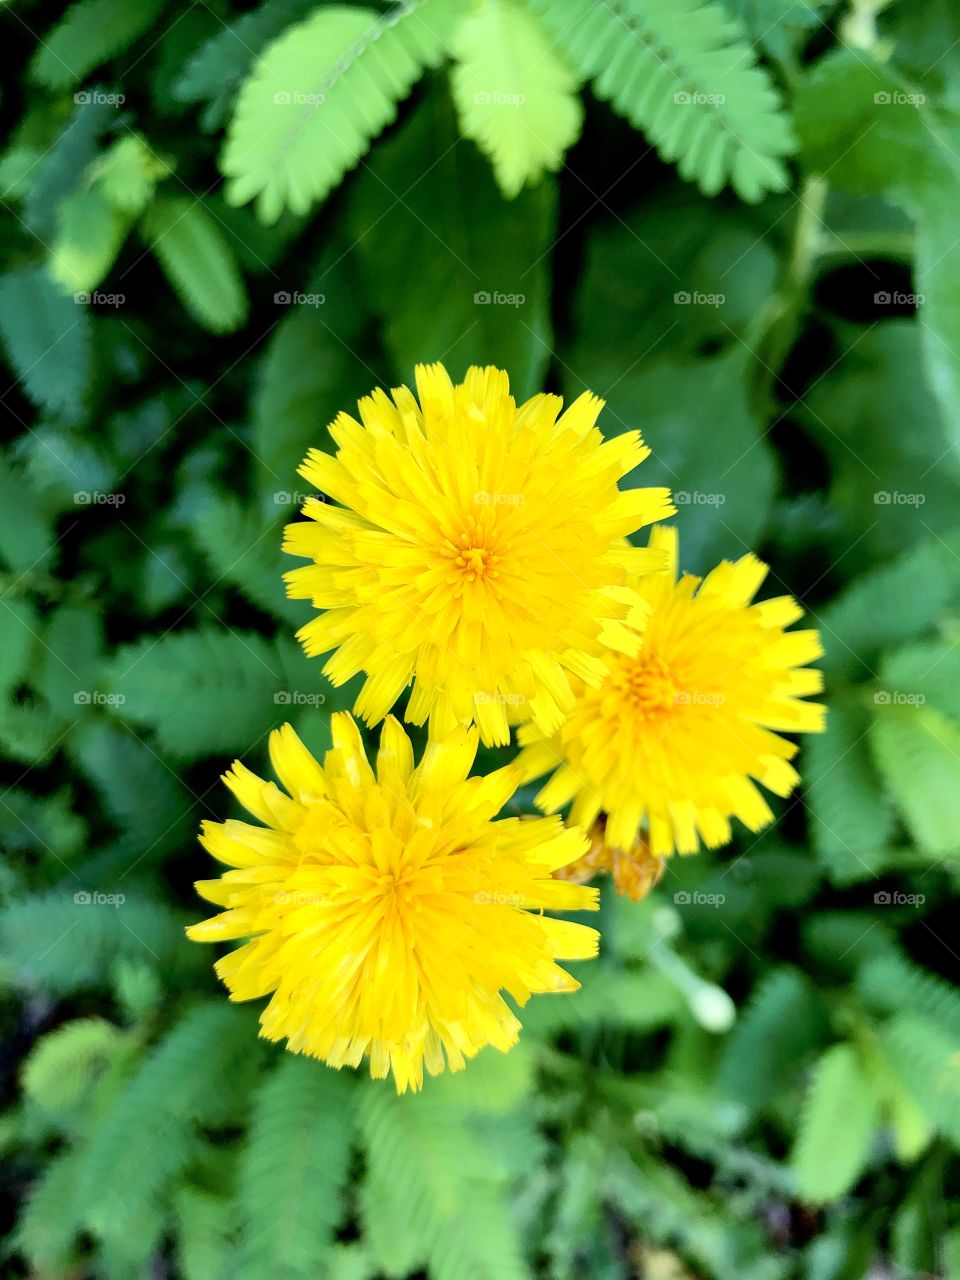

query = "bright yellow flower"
283;363;673;745
517;526;826;859
187;713;598;1092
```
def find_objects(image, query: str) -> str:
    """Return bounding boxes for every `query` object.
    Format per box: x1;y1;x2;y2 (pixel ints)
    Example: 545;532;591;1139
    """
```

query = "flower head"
187;713;598;1091
283;363;673;745
555;823;666;901
517;526;825;859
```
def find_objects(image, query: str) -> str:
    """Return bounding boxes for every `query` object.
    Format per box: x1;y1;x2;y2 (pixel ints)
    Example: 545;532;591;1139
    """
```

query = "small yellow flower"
518;526;825;859
283;363;673;745
187;714;599;1092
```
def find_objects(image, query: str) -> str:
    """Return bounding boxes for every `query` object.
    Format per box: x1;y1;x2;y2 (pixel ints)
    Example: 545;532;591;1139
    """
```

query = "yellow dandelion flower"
517;525;826;859
282;363;674;745
186;713;599;1092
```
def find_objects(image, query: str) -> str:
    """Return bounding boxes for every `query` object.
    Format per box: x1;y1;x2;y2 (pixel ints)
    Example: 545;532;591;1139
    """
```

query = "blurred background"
1;0;959;1277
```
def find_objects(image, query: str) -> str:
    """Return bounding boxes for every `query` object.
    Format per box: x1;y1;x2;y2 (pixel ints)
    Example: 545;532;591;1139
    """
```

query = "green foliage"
449;0;582;197
0;267;92;419
531;0;794;200
791;1043;880;1204
235;1056;354;1278
141;196;249;333
4;3;960;1276
222;2;458;222
29;0;168;89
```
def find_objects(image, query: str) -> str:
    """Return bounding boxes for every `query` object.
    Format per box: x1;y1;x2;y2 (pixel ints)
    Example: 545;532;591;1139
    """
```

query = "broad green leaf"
50;186;132;294
869;705;960;855
29;0;168;89
791;1043;880;1203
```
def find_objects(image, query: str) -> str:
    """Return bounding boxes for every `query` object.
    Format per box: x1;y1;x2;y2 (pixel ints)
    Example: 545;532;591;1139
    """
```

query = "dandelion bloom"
517;526;825;860
187;713;598;1091
283;363;673;745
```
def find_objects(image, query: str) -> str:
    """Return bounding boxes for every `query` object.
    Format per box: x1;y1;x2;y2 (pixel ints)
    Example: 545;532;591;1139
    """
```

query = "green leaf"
141;196;249;333
717;969;825;1109
574;350;776;570
30;0;169;89
0;891;199;994
222;1;458;222
234;1057;354;1279
804;700;894;882
106;628;302;758
192;496;306;628
0;267;93;420
449;0;582;197
791;1043;880;1203
347;83;557;397
0;453;58;575
869;704;960;855
881;1014;960;1146
94;134;171;215
174;0;318;132
50;185;132;294
22;1017;127;1115
531;0;794;201
802;325;960;572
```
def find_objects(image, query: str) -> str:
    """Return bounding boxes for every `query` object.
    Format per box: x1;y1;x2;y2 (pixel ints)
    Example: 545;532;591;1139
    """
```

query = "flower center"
612;652;679;715
443;519;502;585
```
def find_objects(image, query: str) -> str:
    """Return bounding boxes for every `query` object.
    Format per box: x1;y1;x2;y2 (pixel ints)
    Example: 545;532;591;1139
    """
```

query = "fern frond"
791;1042;880;1203
0;267;92;420
818;532;960;677
530;0;794;201
803;700;893;882
449;0;582;197
717;968;824;1109
234;1056;354;1279
22;1017;128;1115
360;1084;530;1280
879;639;960;722
173;1185;237;1280
141;196;248;333
0;891;200;994
860;953;960;1038
222;1;459;222
174;0;318;131
868;705;960;855
29;0;168;89
106;628;288;758
191;496;305;627
881;1015;960;1146
72;1004;255;1235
